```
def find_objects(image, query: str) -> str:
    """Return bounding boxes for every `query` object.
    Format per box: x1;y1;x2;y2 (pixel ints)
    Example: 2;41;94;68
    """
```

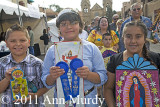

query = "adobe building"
81;0;112;25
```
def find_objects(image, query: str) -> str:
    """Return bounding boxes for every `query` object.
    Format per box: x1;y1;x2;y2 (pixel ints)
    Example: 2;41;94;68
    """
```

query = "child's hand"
153;39;159;44
5;67;17;81
49;66;65;80
75;66;90;79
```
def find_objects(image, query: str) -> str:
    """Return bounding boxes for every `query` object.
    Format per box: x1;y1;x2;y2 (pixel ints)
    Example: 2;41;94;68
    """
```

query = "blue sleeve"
154;32;160;42
41;45;56;89
144;18;152;31
119;22;125;52
92;45;108;87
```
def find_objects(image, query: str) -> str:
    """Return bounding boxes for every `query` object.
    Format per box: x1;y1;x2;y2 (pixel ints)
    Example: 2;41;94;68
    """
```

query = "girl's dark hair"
56;9;83;33
6;24;29;40
102;32;111;40
96;16;111;34
123;21;156;66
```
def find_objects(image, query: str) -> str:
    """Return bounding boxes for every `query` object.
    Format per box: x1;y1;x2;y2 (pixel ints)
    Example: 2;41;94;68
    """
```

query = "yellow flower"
123;71;128;76
146;73;152;78
155;104;160;107
117;80;122;87
117;95;121;102
151;88;158;95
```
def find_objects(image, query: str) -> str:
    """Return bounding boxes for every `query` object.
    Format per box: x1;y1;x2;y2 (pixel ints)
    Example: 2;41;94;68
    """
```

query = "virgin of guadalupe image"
129;76;146;107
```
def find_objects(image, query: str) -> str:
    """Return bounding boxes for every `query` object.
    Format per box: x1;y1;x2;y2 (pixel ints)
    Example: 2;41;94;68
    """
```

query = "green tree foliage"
106;5;113;23
49;4;63;13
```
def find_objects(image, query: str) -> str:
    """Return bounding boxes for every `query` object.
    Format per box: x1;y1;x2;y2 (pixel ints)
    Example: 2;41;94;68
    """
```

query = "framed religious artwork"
116;54;160;107
10;69;28;101
54;41;84;107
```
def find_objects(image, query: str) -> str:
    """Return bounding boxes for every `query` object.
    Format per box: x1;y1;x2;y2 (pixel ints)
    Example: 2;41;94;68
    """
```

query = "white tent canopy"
0;1;44;18
47;18;59;42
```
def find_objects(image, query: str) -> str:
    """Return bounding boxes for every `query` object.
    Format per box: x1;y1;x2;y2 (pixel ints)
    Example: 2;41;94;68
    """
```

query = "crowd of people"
0;2;160;107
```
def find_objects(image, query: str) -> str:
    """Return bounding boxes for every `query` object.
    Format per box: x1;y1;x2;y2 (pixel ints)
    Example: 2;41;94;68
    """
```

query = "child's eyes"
136;35;142;38
10;40;26;42
20;40;26;42
125;34;131;38
104;39;112;40
10;40;16;42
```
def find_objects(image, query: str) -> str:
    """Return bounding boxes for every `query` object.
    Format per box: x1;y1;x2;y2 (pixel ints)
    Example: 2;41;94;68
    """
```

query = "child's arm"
0;78;10;93
28;87;49;101
34;87;49;98
0;67;17;93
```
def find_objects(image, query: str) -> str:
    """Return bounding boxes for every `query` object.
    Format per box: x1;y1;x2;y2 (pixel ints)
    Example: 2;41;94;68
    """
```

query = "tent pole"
0;11;3;32
44;7;48;28
42;0;48;28
16;0;23;26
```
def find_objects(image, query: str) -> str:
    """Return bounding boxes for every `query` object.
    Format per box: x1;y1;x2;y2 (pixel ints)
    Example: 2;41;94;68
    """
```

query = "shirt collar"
130;16;142;21
8;53;31;64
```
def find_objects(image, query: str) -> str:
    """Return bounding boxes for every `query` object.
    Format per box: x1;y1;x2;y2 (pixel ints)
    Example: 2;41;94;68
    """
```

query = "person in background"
110;14;119;31
41;8;107;107
104;21;160;107
0;24;48;106
0;32;9;52
89;21;95;33
47;27;52;42
84;25;89;34
0;32;5;42
87;16;119;49
42;29;49;54
27;26;34;55
98;32;117;106
89;16;100;32
79;25;88;40
115;19;124;39
119;2;158;52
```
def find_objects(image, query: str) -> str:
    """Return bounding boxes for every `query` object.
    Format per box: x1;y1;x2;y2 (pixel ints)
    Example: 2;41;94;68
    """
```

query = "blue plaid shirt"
0;54;45;107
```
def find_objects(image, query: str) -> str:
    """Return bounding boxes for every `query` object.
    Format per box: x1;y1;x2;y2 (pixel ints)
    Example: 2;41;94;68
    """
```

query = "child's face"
102;36;112;48
123;26;145;55
6;31;30;58
59;21;81;41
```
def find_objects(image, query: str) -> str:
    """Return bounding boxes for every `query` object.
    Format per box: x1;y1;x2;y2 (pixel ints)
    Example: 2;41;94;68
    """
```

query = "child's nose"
131;37;136;43
16;41;21;45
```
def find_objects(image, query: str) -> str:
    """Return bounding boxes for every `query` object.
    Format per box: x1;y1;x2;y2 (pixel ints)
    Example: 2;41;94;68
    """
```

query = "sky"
34;0;130;11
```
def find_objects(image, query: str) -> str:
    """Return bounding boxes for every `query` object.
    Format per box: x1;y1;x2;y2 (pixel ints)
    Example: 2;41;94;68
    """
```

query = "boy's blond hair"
6;24;30;40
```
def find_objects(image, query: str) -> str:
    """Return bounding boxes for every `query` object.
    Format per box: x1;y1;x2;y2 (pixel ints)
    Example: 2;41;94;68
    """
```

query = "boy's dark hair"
56;8;83;33
43;29;47;34
102;32;111;40
6;24;29;40
27;26;32;30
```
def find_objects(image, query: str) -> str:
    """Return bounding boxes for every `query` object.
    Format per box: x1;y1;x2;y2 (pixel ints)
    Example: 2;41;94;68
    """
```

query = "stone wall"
145;0;160;22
